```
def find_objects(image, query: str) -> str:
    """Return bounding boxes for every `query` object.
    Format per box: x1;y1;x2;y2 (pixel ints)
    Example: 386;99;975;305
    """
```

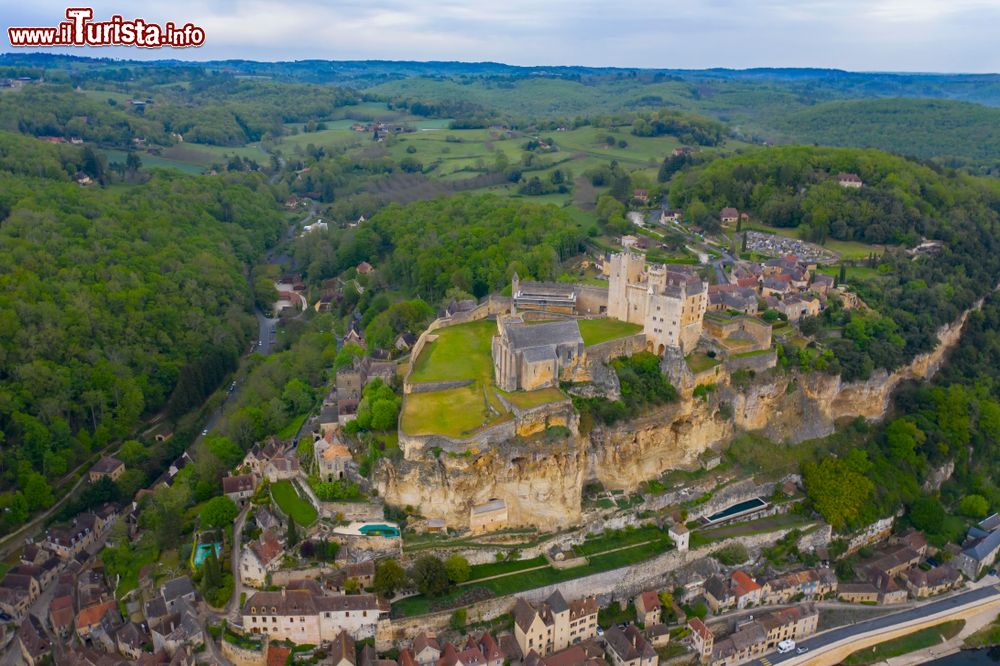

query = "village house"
161;576;197;611
330;630;357;666
513;590;599;657
634;591;661;626
242;530;284;588
242;438;284;475
330;561;376;592
710;604;818;666
900;564;963;598
689;618;714;660
837;172;863;188
731;571;764;609
720;208;739;224
223;473;257;506
243;589;387;643
152;597;203;656
315;432;354;482
763;568;837;604
776;294;821;322
607;253;708;355
956;514;1000;578
116;621;150;660
703;574;735;613
410;632;441;665
49;593;75;636
837;582;880;603
89;456;125;483
264;454;301;482
670;524;690;552
604;625;657;666
17;614;51;666
469;498;509;534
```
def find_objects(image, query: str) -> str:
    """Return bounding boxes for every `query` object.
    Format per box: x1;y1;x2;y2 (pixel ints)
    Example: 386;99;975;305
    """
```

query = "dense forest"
0;131;282;516
770;98;1000;172
294;194;592;301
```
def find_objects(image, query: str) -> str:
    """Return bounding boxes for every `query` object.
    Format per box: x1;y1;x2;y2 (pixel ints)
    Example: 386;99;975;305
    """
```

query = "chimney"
281;588;286;599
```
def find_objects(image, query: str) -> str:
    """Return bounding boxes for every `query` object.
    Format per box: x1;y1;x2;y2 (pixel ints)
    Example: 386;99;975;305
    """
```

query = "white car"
202;428;209;436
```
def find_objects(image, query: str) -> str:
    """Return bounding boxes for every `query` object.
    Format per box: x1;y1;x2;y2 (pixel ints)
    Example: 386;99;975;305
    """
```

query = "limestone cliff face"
588;400;731;491
730;307;975;443
376;437;587;529
379;302;982;529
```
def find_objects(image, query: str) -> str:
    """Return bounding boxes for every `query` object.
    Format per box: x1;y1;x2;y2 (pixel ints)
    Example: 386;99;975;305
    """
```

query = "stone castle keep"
607;252;708;354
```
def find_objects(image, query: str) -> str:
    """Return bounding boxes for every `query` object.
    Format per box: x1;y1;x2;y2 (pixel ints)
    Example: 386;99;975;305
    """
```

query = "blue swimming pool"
358;524;400;537
705;497;767;523
193;542;222;566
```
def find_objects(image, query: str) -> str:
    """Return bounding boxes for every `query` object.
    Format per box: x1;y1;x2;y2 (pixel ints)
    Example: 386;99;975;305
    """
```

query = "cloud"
1;0;997;72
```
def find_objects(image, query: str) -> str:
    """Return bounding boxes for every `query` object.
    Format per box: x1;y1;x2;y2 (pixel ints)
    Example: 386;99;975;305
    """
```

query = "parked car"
797;646;809;654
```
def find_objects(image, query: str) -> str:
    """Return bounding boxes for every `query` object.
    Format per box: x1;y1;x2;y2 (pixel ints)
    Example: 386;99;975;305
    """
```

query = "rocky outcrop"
377;435;587;529
588;399;731;490
379;301;983;529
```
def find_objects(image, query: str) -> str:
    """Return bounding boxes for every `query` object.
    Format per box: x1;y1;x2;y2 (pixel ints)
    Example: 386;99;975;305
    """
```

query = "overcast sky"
3;0;999;72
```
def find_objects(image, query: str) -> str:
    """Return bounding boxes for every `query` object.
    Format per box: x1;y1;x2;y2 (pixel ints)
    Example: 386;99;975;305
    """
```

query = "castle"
607;252;708;354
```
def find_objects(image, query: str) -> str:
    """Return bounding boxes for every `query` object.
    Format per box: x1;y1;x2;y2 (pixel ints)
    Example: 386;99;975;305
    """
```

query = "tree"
802;457;875;530
885;419;925;466
201;496;239;530
410;555;450;598
201;549;222;596
22;472;54;511
287;516;300;547
444;555;471;584
373;558;407;597
960;495;990;519
909;496;945;534
450;608;467;630
344;577;361;594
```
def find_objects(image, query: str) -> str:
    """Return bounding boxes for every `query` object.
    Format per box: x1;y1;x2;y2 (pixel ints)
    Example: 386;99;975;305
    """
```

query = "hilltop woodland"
670;146;1000;380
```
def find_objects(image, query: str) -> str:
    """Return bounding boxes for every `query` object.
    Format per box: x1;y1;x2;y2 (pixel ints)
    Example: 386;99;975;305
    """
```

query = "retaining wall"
220;637;267;666
586;333;648;364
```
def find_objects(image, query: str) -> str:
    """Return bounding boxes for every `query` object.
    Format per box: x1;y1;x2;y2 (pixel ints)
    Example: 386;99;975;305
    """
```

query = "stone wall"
380;526;800;646
399;417;517;458
220;637;267;666
407;379;473;394
586;333;648;364
508;399;578;438
575;285;609;316
724;350;777;373
271;565;336;586
318;500;385;522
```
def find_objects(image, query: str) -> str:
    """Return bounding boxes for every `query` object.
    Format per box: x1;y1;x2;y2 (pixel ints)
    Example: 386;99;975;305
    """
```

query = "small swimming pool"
193;542;222;566
358;524;401;538
705;497;768;524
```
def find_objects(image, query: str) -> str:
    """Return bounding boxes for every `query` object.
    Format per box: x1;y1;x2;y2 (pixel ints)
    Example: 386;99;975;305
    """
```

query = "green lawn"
392;527;674;617
401;384;507;438
270;479;318;526
577;319;643;346
468;556;547;580
277;412;309;440
409;320;496;384
842;620;964;665
687;352;721;373
500;387;567;409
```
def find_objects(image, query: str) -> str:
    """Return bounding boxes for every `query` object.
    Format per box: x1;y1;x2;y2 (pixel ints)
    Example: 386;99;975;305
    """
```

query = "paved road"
226;504;252;624
755;584;1000;665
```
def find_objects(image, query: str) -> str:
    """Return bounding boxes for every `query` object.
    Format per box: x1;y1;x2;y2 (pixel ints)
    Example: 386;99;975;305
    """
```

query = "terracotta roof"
250;530;283;566
322;443;352;460
689;617;712;641
731;570;762;597
77;600;117;629
268;645;292;666
637;590;661;613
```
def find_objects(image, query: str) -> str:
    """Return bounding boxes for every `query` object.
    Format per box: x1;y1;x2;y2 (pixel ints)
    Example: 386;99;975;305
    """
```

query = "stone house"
633;590;661;626
763;568;837;604
669;524;689;552
243;589;386;642
703;574;735;613
89;456;125;483
604;625;657;666
330;630;357;666
470;499;509;535
688;618;714;660
837;582;879;603
720;208;739;224
513;590;599;657
17;614;51;666
315;432;354;482
241;530;284;588
223;473;257;506
900;564;963;598
265;455;301;482
410;632;441;666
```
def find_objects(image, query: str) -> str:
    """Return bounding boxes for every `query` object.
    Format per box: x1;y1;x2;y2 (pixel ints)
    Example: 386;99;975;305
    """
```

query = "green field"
687;352;721;373
270;479;318;525
842;620;964;665
500;387;567;410
409;320;496;384
401;384;508;438
577;319;643;346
